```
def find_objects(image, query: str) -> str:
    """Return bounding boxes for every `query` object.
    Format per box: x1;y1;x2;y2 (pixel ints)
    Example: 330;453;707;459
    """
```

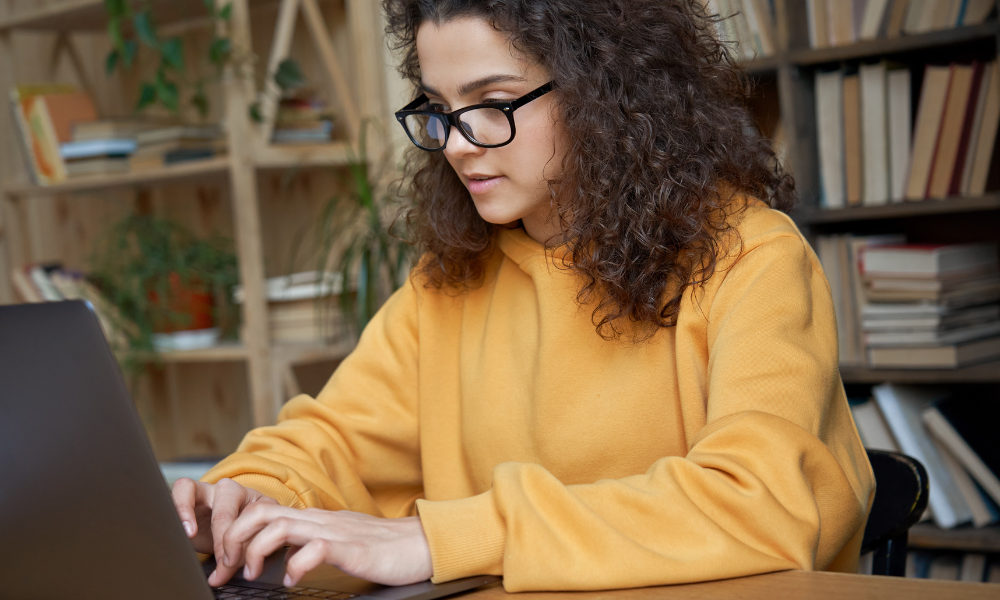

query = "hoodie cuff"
225;473;307;509
416;492;506;583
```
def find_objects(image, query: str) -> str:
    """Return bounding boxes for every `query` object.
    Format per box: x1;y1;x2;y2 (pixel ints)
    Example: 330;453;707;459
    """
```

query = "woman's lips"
466;175;503;195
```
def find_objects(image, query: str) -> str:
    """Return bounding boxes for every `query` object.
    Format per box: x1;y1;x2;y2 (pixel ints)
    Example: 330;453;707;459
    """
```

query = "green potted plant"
89;214;240;373
311;122;413;335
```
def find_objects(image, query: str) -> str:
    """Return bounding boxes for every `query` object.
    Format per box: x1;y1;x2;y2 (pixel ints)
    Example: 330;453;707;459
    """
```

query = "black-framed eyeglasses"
394;81;556;151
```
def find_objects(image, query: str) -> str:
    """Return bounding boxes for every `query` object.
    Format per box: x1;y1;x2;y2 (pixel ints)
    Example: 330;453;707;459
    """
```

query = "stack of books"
9;263;131;350
815;60;1000;210
9;83;98;184
62;119;170;177
129;124;226;172
860;243;1000;368
805;0;996;49
234;272;346;343
850;384;999;536
271;94;335;145
703;0;778;62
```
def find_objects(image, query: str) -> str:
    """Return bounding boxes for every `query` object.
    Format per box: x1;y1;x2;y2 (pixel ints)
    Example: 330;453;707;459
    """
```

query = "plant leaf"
248;102;263;123
134;11;158;48
136;82;157;110
155;71;180;112
122;39;138;68
219;4;233;20
191;82;209;117
107;19;126;54
274;58;305;91
210;37;231;66
105;49;119;75
104;0;128;18
161;37;184;71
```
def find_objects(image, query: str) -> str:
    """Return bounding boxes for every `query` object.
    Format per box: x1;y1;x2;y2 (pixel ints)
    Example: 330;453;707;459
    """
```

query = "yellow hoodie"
203;200;874;592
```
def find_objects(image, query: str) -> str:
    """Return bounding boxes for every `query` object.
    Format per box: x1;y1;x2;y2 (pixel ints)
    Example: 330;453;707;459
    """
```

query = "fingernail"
183;521;194;537
244;565;251;580
220;552;228;568
283;574;293;587
210;569;218;583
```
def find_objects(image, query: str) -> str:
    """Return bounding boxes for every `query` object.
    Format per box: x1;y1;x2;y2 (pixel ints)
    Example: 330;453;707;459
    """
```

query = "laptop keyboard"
213;585;357;599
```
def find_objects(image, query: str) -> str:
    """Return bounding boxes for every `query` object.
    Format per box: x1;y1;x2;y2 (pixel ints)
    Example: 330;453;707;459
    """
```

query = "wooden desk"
468;570;1000;600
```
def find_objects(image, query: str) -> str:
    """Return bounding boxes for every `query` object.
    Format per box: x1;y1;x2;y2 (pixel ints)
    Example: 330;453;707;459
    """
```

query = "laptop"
0;301;500;600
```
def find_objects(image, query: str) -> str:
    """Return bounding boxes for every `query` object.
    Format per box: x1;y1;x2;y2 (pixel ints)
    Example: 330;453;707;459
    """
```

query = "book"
873;383;972;529
868;334;1000;367
828;0;856;45
742;0;776;56
885;0;913;37
9;265;43;303
64;156;130;177
887;68;912;202
861;243;999;278
843;74;864;206
816;70;846;208
848;234;906;362
958;60;994;194
10;84;73;184
134;124;222;146
850;398;900;451
966;60;1000;196
806;0;831;48
863;320;1000;347
930;435;997;526
960;553;988;582
59;138;136;159
862;302;999;330
71;118;171;142
860;63;890;206
904;0;933;33
860;0;893;39
906;65;952;200
961;0;996;25
927;63;976;199
923;395;1000;505
928;553;962;580
816;236;849;364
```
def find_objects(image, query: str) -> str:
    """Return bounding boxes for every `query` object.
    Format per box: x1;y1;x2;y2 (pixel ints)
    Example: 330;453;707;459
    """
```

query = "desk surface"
469;570;1000;600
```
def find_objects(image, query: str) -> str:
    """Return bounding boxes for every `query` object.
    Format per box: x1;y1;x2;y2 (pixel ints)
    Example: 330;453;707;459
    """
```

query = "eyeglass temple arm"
510;82;556;110
399;93;430;113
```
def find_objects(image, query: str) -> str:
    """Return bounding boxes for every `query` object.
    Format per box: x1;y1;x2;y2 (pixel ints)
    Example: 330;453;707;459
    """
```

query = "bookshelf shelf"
0;0;218;32
801;195;1000;225
255;141;353;169
909;523;1000;553
2;156;232;197
128;343;251;364
786;22;1000;67
838;359;1000;384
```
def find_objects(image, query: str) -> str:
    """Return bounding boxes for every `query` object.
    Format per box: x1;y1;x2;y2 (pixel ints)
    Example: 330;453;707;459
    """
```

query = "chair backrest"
861;449;930;555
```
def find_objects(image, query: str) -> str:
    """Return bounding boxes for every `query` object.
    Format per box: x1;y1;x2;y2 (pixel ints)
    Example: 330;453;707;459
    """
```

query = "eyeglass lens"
403;107;512;149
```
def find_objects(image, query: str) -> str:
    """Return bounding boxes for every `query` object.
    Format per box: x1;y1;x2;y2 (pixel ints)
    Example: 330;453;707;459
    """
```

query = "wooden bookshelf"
909;523;1000;553
0;0;388;446
839;359;1000;384
786;21;1000;66
802;195;1000;224
2;156;232;197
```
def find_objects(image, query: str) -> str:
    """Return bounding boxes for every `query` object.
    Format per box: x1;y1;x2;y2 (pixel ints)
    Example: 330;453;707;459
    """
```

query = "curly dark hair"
384;0;795;339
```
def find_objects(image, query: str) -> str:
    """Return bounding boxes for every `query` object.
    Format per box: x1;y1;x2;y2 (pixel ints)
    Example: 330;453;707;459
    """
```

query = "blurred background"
0;0;998;583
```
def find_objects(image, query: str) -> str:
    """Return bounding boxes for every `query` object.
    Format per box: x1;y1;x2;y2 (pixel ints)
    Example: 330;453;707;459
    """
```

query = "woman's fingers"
242;515;324;580
283;538;335;588
222;502;296;578
170;477;201;538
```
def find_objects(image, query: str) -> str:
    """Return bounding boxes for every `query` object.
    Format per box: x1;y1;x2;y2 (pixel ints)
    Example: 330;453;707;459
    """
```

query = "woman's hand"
224;504;434;587
170;477;280;586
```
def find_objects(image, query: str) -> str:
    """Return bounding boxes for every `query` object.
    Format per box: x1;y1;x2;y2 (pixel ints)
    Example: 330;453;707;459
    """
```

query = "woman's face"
415;17;567;244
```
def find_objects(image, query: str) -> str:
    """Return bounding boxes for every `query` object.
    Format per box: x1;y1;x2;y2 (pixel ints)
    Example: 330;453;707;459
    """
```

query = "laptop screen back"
0;301;213;600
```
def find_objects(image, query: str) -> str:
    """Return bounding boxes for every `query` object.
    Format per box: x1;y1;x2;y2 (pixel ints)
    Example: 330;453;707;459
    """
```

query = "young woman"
172;0;874;592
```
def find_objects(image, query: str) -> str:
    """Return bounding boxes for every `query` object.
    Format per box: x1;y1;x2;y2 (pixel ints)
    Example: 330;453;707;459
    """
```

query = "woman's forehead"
415;16;545;97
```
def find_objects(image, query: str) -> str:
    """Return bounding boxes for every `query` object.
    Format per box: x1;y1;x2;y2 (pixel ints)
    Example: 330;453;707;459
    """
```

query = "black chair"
861;449;930;577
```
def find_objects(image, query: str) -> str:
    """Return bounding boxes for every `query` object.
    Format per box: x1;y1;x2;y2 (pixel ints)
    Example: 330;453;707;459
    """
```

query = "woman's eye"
428;103;448;112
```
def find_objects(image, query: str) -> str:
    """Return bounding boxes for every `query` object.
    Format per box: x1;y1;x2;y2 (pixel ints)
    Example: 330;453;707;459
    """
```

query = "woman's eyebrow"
420;74;528;98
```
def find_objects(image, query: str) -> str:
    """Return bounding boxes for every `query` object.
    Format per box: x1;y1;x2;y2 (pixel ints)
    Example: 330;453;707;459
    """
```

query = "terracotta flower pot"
147;272;214;333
